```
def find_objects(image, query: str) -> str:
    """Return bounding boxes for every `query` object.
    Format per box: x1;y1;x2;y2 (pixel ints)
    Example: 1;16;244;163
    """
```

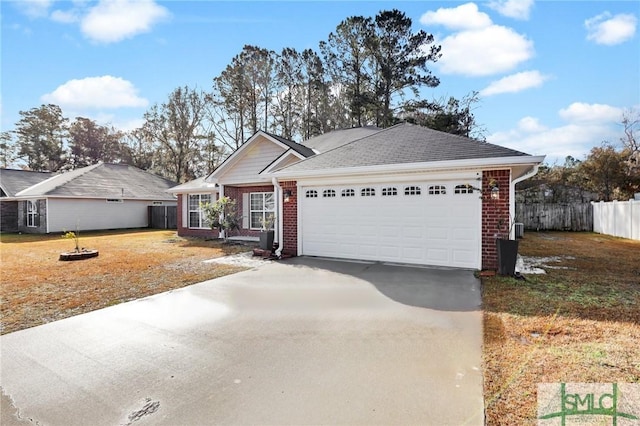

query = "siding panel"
47;198;177;233
218;138;285;184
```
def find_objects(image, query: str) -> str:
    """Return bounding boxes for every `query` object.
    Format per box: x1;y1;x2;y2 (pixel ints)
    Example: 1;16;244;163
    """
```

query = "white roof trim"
209;131;297;180
271;155;546;179
15;164;100;197
167;177;218;194
259;149;306;175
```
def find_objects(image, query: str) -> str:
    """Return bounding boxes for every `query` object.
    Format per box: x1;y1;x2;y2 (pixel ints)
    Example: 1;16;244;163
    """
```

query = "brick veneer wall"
176;194;218;238
481;169;511;270
281;181;297;256
224;185;275;238
177;185;278;239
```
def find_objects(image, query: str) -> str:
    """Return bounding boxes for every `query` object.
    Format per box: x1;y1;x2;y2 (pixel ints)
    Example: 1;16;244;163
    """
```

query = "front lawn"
0;230;250;334
483;232;640;425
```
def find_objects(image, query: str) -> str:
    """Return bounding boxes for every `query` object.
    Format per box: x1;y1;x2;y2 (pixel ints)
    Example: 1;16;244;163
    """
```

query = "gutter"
271;177;284;258
509;164;541;238
271;155;547;180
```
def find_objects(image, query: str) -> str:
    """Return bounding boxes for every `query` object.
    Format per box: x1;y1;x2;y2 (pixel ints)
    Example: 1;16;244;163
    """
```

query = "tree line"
2;9;486;182
518;111;640;202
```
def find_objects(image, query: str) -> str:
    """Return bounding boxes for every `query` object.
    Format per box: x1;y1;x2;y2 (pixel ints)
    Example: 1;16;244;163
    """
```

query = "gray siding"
47;198;176;233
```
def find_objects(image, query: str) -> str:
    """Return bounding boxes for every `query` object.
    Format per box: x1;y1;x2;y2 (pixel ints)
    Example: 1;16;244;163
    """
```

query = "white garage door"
299;180;481;269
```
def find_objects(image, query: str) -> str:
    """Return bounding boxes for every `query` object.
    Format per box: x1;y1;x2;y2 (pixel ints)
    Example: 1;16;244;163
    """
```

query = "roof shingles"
16;163;177;200
282;123;530;172
0;169;53;197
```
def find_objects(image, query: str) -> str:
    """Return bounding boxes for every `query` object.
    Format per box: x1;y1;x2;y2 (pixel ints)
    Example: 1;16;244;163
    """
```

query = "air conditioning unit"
514;223;524;239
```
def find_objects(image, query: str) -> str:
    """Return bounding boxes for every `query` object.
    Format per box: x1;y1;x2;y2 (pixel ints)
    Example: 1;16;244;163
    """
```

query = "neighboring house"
169;123;545;270
2;163;177;234
0;169;53;232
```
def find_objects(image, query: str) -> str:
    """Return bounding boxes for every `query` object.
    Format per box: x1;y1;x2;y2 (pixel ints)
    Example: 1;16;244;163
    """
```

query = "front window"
188;194;212;228
250;192;275;230
27;200;37;227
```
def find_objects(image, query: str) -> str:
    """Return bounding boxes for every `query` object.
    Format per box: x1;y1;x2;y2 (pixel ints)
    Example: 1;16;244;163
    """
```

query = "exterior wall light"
284;189;292;203
491;185;500;200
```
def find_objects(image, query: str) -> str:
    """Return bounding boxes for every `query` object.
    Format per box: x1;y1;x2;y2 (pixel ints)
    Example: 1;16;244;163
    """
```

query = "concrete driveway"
1;257;483;425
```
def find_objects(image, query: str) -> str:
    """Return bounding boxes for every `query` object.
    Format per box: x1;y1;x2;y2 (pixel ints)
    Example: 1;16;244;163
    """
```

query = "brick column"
481;170;511;270
281;181;298;256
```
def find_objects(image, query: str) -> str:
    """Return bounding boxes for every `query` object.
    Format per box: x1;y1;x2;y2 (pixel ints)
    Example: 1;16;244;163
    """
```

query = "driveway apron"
1;257;483;425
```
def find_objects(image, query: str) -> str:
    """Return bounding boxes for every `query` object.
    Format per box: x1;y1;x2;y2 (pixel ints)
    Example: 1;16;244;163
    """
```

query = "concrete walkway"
1;257;484;425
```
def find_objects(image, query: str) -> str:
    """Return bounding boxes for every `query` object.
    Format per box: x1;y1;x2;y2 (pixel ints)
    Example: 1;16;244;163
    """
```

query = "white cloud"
488;102;624;163
585;12;637;45
480;70;550;96
487;0;534;20
420;3;534;76
15;0;53;18
80;0;170;43
437;25;534;76
558;102;622;123
51;9;80;24
517;116;547;133
420;3;492;30
41;76;148;109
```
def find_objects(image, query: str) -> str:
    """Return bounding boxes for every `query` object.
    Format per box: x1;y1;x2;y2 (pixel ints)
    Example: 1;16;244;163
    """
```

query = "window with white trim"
188;194;212;229
250;192;275;229
341;189;355;197
382;187;397;196
404;186;421;195
428;185;446;195
361;188;375;197
306;190;318;198
27;200;38;228
323;189;336;198
454;184;474;194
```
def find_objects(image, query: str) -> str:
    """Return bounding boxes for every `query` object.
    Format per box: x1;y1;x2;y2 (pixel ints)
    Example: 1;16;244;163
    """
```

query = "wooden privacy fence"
516;203;593;231
592;199;640;240
148;205;177;229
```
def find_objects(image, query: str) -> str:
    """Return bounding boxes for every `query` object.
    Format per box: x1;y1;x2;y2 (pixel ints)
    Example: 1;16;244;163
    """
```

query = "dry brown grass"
483;232;640;425
0;230;250;334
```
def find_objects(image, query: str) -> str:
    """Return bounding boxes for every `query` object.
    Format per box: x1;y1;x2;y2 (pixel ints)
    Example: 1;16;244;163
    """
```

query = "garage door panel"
452;228;476;242
300;182;480;269
427;248;449;262
427;227;449;240
402;225;424;238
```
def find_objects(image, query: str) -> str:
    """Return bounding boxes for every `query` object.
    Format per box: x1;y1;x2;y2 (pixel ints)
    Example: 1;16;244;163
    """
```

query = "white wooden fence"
592;199;640;241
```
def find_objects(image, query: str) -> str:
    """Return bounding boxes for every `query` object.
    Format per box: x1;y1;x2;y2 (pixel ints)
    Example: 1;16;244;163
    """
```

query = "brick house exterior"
280;180;298;256
170;126;543;271
481;170;511;270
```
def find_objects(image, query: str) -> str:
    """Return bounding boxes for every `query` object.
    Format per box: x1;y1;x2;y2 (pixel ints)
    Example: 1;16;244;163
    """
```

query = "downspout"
509;164;540;239
272;177;283;258
219;184;225;239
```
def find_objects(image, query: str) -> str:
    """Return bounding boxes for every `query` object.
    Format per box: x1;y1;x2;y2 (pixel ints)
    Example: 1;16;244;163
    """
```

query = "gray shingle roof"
262;131;315;157
302;126;381;152
281;122;530;172
16;163;177;200
0;169;53;197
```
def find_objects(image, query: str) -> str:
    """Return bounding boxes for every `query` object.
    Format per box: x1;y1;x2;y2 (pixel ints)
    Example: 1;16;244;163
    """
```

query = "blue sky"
1;0;639;165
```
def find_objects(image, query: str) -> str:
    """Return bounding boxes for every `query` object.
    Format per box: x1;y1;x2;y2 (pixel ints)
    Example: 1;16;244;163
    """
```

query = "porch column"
219;184;225;239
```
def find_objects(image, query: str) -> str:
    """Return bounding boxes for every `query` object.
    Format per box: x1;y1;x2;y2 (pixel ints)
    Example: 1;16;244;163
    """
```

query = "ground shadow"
279;256;482;312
